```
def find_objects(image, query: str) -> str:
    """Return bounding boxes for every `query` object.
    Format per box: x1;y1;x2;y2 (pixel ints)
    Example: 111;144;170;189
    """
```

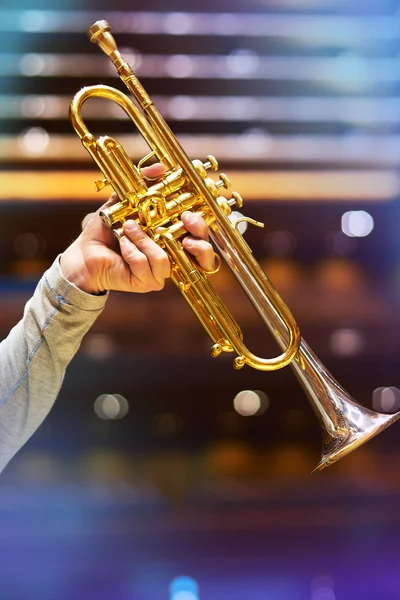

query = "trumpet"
70;20;400;472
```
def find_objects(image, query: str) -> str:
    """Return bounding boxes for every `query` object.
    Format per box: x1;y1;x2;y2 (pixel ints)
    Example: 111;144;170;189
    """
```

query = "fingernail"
184;238;194;249
182;211;193;222
124;220;138;233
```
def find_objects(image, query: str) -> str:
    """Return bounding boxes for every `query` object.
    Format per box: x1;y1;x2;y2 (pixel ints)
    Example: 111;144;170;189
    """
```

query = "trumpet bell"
287;340;400;473
313;402;400;473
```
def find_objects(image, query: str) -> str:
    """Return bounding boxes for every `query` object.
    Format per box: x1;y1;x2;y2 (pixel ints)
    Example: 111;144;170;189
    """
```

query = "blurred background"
1;0;400;598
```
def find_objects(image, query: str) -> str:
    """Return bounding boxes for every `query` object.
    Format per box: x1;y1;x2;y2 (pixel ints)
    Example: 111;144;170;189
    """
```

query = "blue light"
171;593;198;600
170;576;199;600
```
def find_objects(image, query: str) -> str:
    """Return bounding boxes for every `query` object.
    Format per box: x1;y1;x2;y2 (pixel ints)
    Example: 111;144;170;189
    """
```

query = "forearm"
0;257;107;472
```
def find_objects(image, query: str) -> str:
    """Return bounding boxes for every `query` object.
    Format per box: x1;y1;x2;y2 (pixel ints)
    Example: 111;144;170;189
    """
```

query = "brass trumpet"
70;20;400;472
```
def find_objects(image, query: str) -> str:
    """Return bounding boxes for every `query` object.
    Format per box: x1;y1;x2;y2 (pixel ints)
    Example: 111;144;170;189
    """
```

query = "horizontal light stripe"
0;170;397;201
2;53;399;88
0;10;396;41
264;0;391;7
2;134;400;166
2;94;400;125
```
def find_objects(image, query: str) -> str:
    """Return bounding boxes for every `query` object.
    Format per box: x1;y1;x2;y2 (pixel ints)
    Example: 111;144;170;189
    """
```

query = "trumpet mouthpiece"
87;20;121;61
88;20;110;42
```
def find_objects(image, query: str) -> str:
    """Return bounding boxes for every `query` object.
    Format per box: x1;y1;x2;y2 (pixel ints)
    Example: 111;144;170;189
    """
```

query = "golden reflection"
81;450;135;486
313;258;366;293
261;258;304;295
144;452;194;502
262;444;315;479
205;441;257;478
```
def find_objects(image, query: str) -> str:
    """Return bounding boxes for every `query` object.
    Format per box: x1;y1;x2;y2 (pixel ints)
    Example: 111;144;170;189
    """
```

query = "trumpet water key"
70;20;400;472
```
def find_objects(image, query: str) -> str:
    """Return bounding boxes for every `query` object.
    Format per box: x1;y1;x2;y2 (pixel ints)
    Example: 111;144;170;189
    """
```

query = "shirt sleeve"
0;256;108;473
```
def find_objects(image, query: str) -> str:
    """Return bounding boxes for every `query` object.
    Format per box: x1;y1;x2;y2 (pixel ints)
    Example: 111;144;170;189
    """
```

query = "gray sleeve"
0;256;108;472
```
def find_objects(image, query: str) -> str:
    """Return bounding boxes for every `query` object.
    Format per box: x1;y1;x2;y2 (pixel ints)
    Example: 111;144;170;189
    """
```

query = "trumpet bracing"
70;20;400;472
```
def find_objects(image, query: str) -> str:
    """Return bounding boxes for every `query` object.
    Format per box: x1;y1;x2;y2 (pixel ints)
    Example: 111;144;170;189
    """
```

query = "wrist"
60;242;103;295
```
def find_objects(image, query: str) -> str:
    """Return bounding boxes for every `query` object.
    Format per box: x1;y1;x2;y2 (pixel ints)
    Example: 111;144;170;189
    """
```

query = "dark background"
1;0;400;598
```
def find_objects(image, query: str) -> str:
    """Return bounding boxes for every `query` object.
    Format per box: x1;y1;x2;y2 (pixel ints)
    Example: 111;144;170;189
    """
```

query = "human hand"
60;164;216;295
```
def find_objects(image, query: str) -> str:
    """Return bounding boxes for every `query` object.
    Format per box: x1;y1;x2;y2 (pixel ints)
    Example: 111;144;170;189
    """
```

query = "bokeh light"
311;574;336;600
341;210;374;237
226;48;260;76
20;95;47;118
169;96;198;120
20;53;46;76
233;390;270;416
94;394;129;420
325;230;357;256
170;575;199;600
372;387;400;413
166;55;194;78
264;230;297;257
153;413;184;437
239;127;273;156
330;328;364;357
13;233;46;259
164;12;194;35
19;127;50;154
19;10;49;32
82;334;115;360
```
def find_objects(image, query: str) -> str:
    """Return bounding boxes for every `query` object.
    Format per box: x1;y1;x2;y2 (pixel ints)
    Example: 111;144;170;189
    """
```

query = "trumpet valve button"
99;210;113;228
204;155;218;171
112;226;124;240
216;173;231;190
231;192;243;208
204;178;219;198
217;196;232;216
192;159;207;179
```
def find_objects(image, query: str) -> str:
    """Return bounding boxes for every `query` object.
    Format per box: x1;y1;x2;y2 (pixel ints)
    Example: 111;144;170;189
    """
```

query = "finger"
81;193;121;243
81;212;95;230
181;211;209;241
98;192;119;211
182;237;216;272
123;220;171;283
119;236;159;290
92;193;119;228
141;162;166;179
